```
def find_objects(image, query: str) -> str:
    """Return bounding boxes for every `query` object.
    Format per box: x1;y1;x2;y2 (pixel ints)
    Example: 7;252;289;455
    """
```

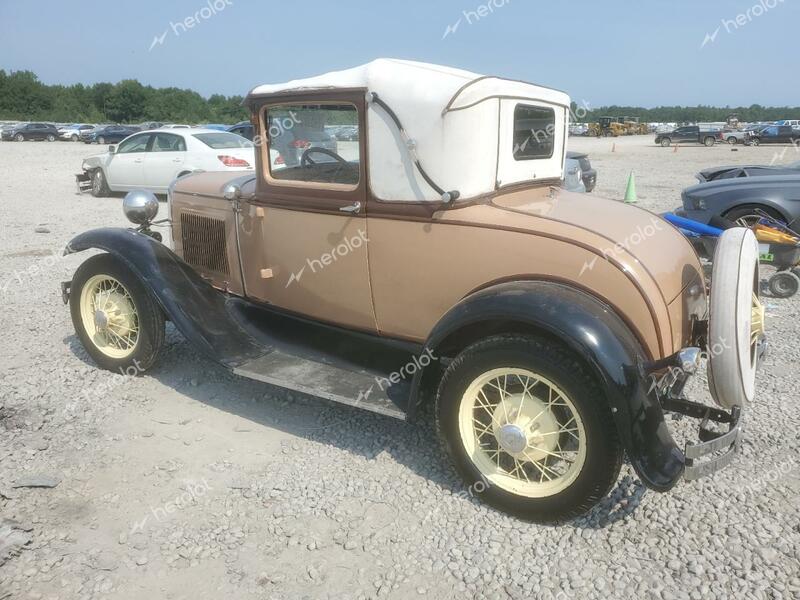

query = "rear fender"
411;281;685;491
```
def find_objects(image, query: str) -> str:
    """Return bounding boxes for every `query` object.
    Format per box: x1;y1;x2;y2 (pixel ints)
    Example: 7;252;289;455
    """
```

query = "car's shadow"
63;325;646;529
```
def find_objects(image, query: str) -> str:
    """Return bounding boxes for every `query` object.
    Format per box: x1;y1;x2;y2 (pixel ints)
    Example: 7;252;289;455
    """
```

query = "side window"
264;103;360;186
151;133;186;152
512;105;556;160
117;134;151;154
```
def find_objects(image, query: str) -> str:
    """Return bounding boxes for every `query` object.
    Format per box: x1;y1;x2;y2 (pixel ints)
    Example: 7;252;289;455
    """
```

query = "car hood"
685;173;800;196
487;187;703;303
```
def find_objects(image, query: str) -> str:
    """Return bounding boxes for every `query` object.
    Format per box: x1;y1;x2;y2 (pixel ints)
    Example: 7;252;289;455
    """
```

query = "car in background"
139;121;165;130
84;125;141;145
58;123;96;142
197;123;229;131
695;161;800;182
1;122;60;142
162;124;191;129
746;125;800;146
678;173;800;233
655;125;722;147
569;123;589;136
720;128;759;145
78;128;284;197
0;122;20;140
566;150;596;192
776;119;800;128
227;121;254;140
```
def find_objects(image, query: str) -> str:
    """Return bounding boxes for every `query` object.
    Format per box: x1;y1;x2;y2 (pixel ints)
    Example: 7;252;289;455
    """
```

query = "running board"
233;350;410;420
225;299;417;420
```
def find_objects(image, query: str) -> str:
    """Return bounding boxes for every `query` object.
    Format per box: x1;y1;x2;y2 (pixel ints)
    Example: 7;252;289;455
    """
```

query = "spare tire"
707;228;763;409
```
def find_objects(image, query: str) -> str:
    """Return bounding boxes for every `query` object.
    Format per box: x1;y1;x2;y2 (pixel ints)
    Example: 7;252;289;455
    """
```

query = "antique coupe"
62;60;766;522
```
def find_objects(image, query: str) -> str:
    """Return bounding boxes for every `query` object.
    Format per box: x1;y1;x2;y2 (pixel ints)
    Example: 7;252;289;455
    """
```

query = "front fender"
64;227;264;367
414;280;684;491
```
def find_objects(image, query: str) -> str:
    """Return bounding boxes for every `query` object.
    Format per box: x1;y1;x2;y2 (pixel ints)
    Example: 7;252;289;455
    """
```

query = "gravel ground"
1;136;799;600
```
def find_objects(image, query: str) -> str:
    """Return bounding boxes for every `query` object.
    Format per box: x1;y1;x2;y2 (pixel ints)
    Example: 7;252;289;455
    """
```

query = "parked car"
695;161;800;182
679;172;800;232
77;128;278;196
565;150;596;192
139;121;165;130
84;125;141;145
654;125;722;147
745;125;800;146
62;59;764;523
162;124;191;129
776;119;800;128
0;122;20;140
720;128;755;145
2;122;59;142
58;123;96;142
227;121;254;140
197;123;230;131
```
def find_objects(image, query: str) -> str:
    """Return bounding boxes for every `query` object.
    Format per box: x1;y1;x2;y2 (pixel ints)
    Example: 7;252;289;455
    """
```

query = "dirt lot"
1;136;799;600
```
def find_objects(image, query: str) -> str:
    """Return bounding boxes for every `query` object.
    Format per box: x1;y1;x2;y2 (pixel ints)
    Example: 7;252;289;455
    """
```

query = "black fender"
410;280;684;492
64;228;265;367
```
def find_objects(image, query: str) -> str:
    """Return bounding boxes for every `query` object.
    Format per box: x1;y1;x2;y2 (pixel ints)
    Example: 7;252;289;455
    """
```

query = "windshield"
193;132;254;149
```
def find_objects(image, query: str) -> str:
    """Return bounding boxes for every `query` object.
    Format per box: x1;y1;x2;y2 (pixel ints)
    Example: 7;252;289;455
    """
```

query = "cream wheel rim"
457;368;587;498
79;274;139;359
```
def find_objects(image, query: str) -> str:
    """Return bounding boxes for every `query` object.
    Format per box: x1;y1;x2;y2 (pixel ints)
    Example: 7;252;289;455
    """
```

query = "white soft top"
249;59;571;201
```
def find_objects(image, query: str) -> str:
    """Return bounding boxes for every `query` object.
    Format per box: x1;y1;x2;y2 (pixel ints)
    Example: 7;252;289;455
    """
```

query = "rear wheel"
750;138;760;146
46;133;56;142
70;253;164;373
703;136;715;147
660;137;671;147
727;136;738;145
724;205;784;228
436;334;622;523
71;134;79;142
14;133;24;142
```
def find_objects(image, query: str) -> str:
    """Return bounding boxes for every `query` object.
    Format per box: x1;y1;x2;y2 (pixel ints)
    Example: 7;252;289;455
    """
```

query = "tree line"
0;70;249;124
1;69;798;125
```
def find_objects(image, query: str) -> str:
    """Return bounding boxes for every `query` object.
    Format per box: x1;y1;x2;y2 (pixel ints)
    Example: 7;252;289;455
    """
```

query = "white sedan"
81;128;282;197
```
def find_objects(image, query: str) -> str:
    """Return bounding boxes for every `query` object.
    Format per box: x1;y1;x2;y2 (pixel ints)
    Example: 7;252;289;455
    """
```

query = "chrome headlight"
123;190;159;225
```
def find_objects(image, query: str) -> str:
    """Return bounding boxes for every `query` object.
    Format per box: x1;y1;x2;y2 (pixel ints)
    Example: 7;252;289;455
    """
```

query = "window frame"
511;104;557;162
116;133;152;154
259;100;362;192
150;132;187;153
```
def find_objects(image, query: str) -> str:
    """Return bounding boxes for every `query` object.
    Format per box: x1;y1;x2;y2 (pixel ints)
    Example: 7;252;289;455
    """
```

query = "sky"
0;0;797;108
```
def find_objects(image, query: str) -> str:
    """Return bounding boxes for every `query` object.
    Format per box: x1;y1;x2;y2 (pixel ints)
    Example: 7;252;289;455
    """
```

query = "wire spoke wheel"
79;274;139;359
458;368;587;498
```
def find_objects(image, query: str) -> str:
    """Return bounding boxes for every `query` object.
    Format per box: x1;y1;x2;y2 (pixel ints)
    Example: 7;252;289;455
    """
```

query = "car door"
106;133;152;190
142;132;186;191
27;124;44;140
236;95;376;332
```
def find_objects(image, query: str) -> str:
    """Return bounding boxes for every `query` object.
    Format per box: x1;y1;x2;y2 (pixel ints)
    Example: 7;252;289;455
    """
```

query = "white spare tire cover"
708;227;762;409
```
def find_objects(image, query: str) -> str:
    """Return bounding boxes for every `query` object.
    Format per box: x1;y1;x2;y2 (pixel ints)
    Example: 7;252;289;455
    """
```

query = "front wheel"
703;136;716;147
91;169;109;197
71;134;79;142
727;137;738;145
660;137;671;147
436;335;623;523
69;253;164;373
46;134;56;142
14;133;24;142
750;138;760;146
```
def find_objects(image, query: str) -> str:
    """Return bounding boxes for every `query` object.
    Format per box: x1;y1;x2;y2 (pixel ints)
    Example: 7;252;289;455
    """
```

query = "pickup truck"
654;126;721;147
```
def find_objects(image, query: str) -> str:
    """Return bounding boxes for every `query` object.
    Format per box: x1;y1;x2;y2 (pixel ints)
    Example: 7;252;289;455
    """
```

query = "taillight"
217;155;250;167
290;139;310;149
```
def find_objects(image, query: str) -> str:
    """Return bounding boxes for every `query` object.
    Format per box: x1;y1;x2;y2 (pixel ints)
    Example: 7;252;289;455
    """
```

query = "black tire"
660;137;671;147
71;134;79;142
727;136;738;145
46;133;56;142
750;138;760;146
435;334;623;523
97;136;105;145
768;272;800;298
724;205;784;229
91;169;110;197
14;133;24;142
703;136;715;147
69;253;164;373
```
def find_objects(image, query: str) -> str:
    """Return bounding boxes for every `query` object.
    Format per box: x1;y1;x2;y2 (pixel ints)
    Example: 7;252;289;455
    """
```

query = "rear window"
193;132;254;149
513;105;555;160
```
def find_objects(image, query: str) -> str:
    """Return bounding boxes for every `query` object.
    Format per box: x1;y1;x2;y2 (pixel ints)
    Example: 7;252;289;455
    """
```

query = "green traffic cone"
624;171;637;203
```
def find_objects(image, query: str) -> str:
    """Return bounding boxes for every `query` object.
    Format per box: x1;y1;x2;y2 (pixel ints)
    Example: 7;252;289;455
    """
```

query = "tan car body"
170;89;706;362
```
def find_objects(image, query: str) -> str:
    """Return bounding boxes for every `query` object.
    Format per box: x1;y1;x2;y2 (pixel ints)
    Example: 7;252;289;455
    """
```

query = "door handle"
134;158;143;163
339;201;361;213
172;158;182;162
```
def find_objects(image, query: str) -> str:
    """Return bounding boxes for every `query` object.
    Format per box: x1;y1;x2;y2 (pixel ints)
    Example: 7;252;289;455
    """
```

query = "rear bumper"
643;346;754;485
